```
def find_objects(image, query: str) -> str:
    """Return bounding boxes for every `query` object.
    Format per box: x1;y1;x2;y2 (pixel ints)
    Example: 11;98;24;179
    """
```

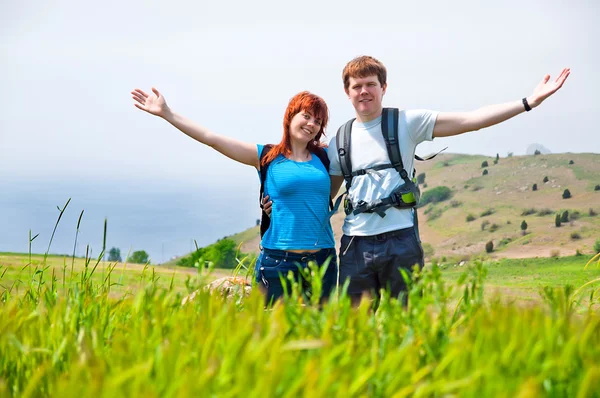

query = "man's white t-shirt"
328;109;438;236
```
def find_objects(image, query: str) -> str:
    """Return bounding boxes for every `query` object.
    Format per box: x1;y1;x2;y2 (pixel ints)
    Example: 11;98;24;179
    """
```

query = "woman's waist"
261;247;335;260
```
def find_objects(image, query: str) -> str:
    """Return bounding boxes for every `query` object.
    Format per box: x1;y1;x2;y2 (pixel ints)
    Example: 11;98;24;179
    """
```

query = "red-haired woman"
131;88;337;304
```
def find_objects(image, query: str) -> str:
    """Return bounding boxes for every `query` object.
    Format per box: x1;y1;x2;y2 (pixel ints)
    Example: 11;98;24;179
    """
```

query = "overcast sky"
1;0;598;186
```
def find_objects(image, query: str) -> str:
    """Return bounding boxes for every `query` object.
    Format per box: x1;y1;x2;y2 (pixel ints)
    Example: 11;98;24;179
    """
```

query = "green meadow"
1;251;600;397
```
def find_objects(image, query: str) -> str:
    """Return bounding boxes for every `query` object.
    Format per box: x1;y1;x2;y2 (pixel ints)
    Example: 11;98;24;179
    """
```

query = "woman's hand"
131;87;171;118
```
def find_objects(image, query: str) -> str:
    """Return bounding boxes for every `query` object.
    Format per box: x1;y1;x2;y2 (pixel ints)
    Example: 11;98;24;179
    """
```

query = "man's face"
345;75;386;122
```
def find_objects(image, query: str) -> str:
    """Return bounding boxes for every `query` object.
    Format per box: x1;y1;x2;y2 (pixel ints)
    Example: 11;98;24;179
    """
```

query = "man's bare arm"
433;68;570;138
330;175;345;201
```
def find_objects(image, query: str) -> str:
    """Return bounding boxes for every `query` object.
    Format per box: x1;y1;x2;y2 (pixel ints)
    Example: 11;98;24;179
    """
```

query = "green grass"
0;253;236;297
439;256;600;301
1;256;600;397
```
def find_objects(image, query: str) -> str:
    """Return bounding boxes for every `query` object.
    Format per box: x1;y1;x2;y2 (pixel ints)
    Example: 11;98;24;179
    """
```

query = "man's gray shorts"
338;227;424;299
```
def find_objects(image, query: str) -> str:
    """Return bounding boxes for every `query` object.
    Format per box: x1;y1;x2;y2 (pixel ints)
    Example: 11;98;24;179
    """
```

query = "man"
328;55;569;304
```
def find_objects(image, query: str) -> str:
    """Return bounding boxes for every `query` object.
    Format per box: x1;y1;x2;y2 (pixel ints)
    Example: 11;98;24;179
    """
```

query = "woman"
131;88;337;304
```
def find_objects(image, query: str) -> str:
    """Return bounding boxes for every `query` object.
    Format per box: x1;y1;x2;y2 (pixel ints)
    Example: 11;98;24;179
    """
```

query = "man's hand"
527;68;571;108
433;67;571;138
131;87;171;119
261;195;272;217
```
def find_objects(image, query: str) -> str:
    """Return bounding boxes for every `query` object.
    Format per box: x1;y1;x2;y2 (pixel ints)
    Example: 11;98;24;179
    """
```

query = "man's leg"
376;228;424;303
338;235;378;305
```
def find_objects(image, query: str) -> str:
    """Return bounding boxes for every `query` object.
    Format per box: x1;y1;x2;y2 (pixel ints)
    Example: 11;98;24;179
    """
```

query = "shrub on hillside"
480;209;495;217
426;207;443;221
534;149;541;155
570;211;581;220
594;239;600;254
482;169;488;176
177;238;240;269
569;160;574;165
481;220;490;231
590;208;598;216
532;183;537;191
521;208;537;216
485;241;494;253
543;176;549;183
562;189;571;199
595;185;600;191
537;208;553;216
561;211;569;223
489;223;499;232
422;242;435;258
450;200;462;208
419;186;452;206
481;161;489;168
570;232;581;240
417;172;426;184
466;214;476;222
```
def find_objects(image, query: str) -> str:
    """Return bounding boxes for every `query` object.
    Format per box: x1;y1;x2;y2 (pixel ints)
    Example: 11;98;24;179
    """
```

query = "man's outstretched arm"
433;68;570;138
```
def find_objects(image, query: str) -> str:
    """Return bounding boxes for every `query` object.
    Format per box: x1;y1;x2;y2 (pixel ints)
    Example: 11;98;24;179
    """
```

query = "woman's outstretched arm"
132;87;259;168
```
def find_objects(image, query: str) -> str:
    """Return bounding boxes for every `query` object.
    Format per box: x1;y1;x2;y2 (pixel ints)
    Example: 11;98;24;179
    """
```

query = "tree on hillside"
128;250;150;264
532;183;537;191
520;220;528;235
494;153;499;165
569;160;574;165
481;160;489;168
543;176;549;183
482;169;488;176
555;214;562;227
561;210;569;223
204;238;238;268
562;189;571;199
534;149;541;155
485;241;494;253
108;247;122;262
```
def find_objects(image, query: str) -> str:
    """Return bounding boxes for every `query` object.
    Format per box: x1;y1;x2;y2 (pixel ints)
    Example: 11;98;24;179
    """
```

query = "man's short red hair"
342;56;387;91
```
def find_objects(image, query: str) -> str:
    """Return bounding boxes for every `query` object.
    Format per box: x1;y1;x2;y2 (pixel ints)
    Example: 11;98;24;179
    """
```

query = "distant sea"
0;176;260;264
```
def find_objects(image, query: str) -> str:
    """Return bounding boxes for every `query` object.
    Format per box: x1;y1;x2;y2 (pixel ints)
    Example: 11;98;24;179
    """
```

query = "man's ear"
344;87;350;97
382;83;387;96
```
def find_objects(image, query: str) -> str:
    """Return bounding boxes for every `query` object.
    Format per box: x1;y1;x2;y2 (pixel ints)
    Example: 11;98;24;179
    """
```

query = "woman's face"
288;110;322;145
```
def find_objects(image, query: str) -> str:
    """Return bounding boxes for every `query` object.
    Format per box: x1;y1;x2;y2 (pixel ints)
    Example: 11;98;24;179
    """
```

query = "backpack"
258;145;332;238
335;108;443;218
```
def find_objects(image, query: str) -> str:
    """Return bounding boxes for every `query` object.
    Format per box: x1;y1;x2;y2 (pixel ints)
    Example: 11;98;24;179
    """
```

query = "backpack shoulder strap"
313;146;330;171
259;144;274;238
381;108;410;181
312;146;334;210
336;118;355;190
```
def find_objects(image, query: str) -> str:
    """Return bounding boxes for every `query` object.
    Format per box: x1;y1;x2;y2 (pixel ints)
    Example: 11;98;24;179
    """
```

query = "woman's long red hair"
260;91;329;166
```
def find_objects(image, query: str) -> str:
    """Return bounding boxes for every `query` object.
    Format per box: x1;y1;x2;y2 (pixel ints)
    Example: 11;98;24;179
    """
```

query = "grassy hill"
195;152;600;262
